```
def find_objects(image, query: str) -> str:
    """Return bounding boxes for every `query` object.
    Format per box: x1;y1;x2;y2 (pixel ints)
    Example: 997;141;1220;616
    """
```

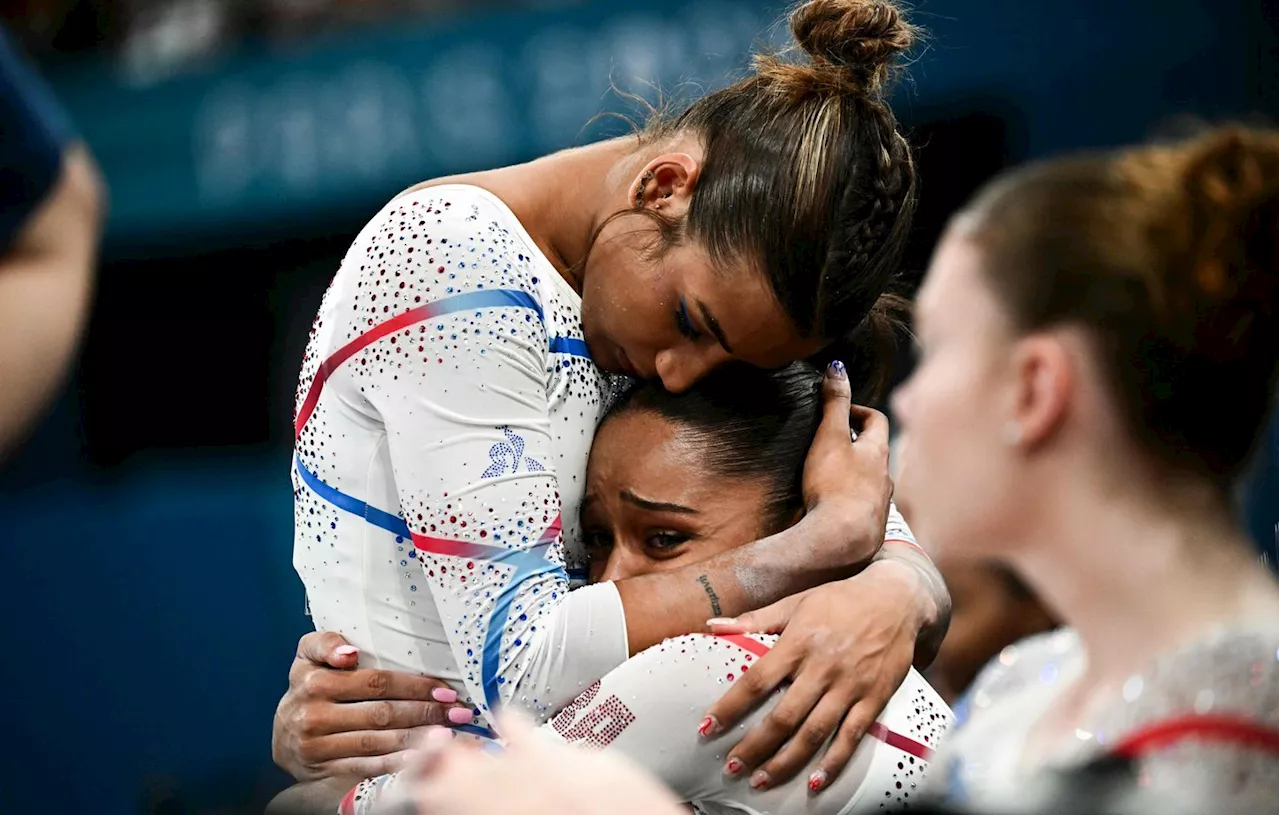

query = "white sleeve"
327;187;628;725
542;633;955;814
884;500;921;550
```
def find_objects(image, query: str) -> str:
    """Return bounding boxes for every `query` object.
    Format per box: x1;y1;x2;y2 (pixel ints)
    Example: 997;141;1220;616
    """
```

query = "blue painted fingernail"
827;360;847;380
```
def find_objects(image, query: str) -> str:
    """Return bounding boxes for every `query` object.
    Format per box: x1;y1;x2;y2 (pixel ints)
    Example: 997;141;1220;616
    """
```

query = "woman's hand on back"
801;361;894;569
272;630;473;781
698;554;931;793
683;358;910;791
701;560;931;788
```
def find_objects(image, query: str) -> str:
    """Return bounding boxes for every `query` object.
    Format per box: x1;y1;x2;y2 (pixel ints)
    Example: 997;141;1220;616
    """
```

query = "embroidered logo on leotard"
551;680;601;733
550;681;636;749
481;427;545;478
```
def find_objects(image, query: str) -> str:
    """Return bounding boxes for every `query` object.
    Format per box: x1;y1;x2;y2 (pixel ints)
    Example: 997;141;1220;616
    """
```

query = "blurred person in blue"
892;125;1278;813
0;24;103;459
278;0;953;810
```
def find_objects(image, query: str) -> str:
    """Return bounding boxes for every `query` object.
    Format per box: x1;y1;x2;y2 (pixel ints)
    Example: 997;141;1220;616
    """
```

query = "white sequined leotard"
295;183;953;815
293;184;631;727
338;513;956;815
928;625;1279;814
543;632;953;815
342;633;953;815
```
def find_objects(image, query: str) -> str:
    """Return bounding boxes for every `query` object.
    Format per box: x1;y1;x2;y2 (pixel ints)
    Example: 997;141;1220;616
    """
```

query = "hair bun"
1175;127;1278;303
787;0;916;97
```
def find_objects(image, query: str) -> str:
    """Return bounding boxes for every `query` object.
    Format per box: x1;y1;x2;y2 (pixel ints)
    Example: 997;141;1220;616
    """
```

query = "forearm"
0;144;102;455
617;504;881;654
868;540;951;668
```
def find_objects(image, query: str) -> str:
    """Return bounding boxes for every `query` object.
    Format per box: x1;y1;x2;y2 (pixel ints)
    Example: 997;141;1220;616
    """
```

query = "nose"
654;345;730;394
597;543;645;583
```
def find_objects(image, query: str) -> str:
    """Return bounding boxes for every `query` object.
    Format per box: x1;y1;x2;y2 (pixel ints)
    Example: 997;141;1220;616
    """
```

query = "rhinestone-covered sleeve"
305;188;628;725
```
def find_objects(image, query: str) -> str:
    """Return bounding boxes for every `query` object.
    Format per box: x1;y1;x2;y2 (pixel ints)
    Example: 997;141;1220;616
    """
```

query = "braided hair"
638;0;919;401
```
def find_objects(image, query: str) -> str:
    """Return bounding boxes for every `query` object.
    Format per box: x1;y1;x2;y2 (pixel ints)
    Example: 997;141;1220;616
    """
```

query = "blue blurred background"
0;1;1274;812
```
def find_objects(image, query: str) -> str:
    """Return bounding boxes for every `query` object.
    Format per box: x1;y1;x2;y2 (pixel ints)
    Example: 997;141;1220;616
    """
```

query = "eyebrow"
695;299;734;354
620;489;699;515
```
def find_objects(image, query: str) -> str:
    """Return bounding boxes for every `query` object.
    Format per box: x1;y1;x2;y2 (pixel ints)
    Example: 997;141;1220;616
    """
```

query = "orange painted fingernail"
808;769;828;793
724;758;744;776
750;770;770;790
431;687;458;703
698;715;720;737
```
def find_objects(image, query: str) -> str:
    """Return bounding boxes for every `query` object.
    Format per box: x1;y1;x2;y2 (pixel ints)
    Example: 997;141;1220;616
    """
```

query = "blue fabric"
1241;409;1278;572
548;336;591;359
0;25;73;250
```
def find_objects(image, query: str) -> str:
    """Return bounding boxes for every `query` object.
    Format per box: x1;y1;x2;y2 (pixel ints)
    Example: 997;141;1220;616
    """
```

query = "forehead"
917;233;998;333
588;411;699;486
674;245;823;368
586;411;727;507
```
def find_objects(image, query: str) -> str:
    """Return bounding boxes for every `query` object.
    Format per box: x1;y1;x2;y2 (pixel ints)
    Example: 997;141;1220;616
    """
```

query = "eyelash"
646;531;691;550
584;530;613;550
675;298;701;340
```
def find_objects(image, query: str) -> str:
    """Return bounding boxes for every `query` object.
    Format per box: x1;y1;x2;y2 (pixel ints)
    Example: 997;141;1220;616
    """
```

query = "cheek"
897;357;1009;556
583;255;668;343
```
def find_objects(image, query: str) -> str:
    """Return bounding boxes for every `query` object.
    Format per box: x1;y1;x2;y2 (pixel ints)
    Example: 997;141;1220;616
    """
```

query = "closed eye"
645;531;692;551
584;529;614;551
675;297;702;340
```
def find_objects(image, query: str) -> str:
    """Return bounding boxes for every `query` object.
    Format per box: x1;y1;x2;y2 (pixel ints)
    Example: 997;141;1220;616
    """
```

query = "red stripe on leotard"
1110;714;1279;760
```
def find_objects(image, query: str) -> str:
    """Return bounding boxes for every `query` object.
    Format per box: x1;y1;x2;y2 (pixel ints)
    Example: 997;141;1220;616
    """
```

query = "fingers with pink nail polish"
447;707;473;725
723;758;744;777
749;770;770;790
431;687;458;704
326;643;359;668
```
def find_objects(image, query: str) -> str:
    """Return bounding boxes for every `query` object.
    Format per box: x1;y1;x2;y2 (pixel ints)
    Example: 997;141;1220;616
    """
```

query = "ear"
1006;332;1074;449
634;153;701;214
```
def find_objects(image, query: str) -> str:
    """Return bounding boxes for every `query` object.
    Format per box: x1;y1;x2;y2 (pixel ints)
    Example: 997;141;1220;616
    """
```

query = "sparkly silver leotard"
929;625;1279;813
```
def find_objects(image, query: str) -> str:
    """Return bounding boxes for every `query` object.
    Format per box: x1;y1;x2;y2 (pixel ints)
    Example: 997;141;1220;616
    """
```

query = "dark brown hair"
601;0;919;402
959;126;1279;484
604;362;822;533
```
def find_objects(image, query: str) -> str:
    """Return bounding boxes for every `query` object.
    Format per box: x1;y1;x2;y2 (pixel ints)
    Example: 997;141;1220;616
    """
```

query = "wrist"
856;556;938;632
806;501;885;569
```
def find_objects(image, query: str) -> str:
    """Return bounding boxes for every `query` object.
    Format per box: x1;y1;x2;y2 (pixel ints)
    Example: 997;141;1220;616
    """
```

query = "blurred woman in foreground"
892;126;1279;811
